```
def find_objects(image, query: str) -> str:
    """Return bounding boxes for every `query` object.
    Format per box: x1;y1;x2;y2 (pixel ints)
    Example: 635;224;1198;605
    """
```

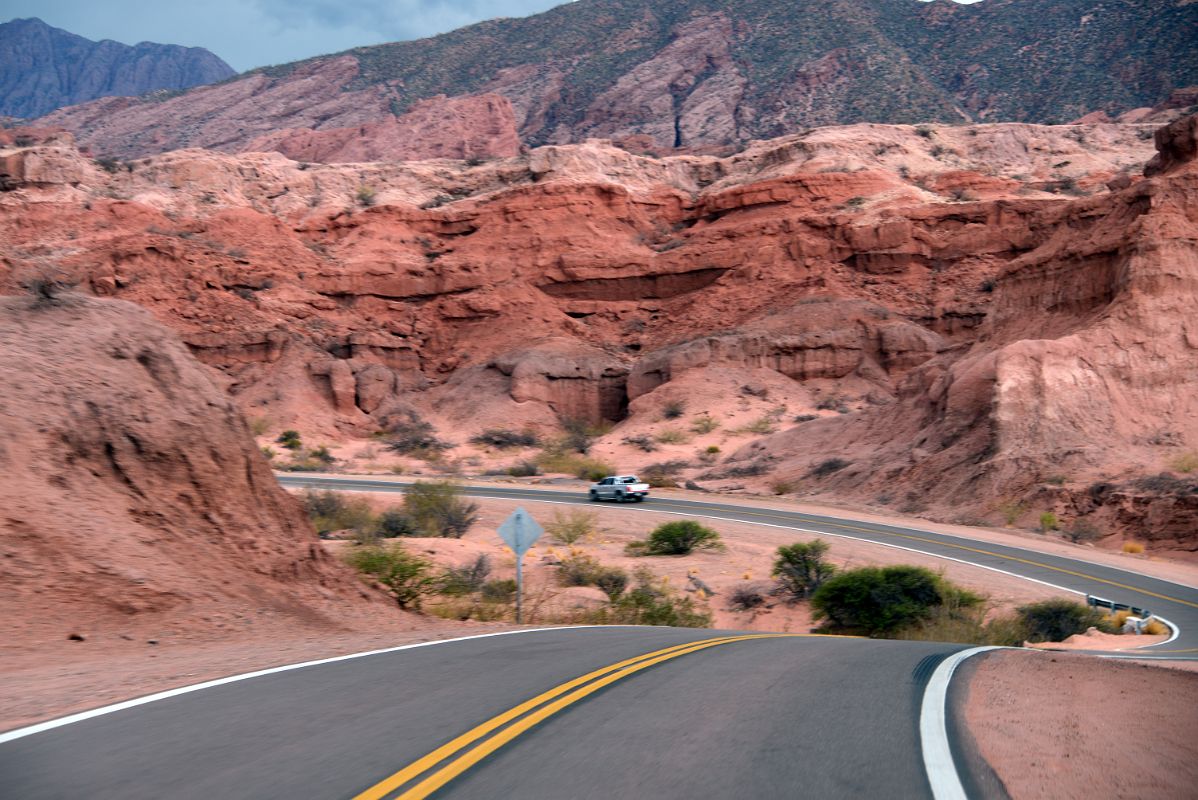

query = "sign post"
497;507;544;624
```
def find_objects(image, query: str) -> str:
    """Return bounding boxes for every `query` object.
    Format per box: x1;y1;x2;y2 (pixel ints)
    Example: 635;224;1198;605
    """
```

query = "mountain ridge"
0;17;234;118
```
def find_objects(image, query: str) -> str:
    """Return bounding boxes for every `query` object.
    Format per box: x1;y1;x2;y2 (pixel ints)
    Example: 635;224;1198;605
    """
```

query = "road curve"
1;627;971;799
279;475;1198;658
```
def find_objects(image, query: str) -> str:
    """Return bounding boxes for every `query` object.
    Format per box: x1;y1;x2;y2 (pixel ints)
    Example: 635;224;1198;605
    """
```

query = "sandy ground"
334;493;1085;632
962;650;1198;800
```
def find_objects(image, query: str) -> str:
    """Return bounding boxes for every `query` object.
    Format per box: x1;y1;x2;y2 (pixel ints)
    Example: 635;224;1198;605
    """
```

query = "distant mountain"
35;0;1198;159
0;17;234;118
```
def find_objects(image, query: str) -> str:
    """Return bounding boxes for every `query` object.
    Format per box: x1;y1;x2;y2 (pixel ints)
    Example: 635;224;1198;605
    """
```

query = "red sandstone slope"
0;119;1193;551
0;295;405;646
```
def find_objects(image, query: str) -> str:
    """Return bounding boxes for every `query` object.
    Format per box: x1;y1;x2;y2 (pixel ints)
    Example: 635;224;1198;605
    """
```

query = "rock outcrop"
0;295;398;644
0;17;234;119
1;116;1194;550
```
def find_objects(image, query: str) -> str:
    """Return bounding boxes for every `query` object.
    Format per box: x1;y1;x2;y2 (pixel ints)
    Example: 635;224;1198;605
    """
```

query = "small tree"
773;540;836;600
343;543;436;609
812;565;979;636
1038;512;1059;532
277;430;302;450
403;481;478;538
1016;599;1111;643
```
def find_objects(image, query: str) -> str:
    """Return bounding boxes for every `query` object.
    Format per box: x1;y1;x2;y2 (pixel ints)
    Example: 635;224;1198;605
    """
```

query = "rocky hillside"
0;17;233;119
0;294;402;645
34;0;1198;160
1;116;1195;553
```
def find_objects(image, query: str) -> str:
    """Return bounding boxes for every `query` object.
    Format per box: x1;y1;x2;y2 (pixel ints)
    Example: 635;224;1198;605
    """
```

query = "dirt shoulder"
960;649;1198;800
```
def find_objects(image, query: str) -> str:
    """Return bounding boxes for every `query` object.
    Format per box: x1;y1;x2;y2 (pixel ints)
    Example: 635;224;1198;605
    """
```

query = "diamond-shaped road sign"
497;507;543;557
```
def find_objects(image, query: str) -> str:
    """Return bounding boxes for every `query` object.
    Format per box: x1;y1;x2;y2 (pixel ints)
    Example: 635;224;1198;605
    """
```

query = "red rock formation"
0;295;400;644
0;118;1193;549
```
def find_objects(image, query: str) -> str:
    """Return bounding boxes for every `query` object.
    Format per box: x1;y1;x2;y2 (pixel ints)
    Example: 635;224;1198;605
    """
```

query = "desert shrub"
470;429;538;449
260;446;276;460
812;565;981;636
630;520;723;556
689;415;718;434
915;124;935;138
277;430;302;450
302;489;374;535
480;578;517;603
1017;599;1113;643
593;567;629;601
655;428;690;444
356;185;376;207
845;196;866;208
728;582;770;611
309;445;335;465
810;458;850;477
376;508;418;538
1170;452;1198;474
559;417;596;454
1044;475;1066;486
1064;519;1102;544
771;480;795;495
586;568;710;627
249;416;271;436
815;396;848;412
622;434;658;452
1122;541;1145;554
1038;512;1059;532
536;452;613;481
930;145;948;158
385;414;451;456
506;459;541;477
738;416;777;435
997;502;1026;526
403;481;478;538
557;550;604;587
793;414;818;423
95;156;123;173
773;540;836;600
343;543;436;609
662;400;686;419
546;508;598;545
438;555;492;596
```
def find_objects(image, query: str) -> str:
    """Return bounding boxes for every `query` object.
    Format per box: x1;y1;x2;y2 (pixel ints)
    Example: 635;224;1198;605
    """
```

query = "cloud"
252;0;568;40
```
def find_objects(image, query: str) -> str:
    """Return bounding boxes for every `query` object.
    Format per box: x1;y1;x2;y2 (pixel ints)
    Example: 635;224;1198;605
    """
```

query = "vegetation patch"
626;520;723;556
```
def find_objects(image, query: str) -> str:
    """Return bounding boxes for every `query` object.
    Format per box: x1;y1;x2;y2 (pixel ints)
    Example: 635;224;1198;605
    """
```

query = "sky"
3;0;984;74
2;1;576;72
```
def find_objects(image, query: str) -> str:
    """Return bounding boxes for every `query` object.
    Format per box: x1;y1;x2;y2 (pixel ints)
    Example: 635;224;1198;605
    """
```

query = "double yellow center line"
353;634;803;800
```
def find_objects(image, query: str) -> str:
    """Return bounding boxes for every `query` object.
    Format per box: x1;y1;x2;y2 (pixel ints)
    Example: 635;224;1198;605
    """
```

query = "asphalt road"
279;475;1198;657
5;476;1195;799
0;628;966;799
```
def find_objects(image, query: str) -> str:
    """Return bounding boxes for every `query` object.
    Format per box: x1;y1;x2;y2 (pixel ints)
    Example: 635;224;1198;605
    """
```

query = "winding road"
2;476;1194;800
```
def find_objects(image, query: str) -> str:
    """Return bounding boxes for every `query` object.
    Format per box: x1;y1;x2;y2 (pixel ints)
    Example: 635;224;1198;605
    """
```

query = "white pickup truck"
589;475;650;503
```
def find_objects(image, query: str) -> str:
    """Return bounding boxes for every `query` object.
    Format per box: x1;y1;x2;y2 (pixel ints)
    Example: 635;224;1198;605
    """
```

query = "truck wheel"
589;490;598;502
615;492;625;503
635;496;644;502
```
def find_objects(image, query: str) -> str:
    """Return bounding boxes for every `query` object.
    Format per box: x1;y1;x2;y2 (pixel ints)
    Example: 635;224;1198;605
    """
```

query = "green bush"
630;520;723;556
376;508;417;538
556;550;604;587
438;555;492;596
277;430;302;450
773;540;836;600
470;429;539;449
812;565;981;636
343;543;436;609
356;185;376;207
593;567;629;601
480;578;517;603
403;481;478;538
690;415;719;434
546;509;597;545
585;568;710;627
662;400;686;419
1016;599;1113;643
1038;512;1058;532
385;415;452;457
302;489;374;535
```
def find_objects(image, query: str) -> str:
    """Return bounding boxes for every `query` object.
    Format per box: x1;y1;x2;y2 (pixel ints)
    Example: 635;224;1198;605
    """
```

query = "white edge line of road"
920;645;1005;800
0;626;640;746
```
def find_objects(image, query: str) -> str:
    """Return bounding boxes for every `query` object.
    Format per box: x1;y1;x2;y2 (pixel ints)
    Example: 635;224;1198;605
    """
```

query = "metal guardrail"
1086;594;1149;618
